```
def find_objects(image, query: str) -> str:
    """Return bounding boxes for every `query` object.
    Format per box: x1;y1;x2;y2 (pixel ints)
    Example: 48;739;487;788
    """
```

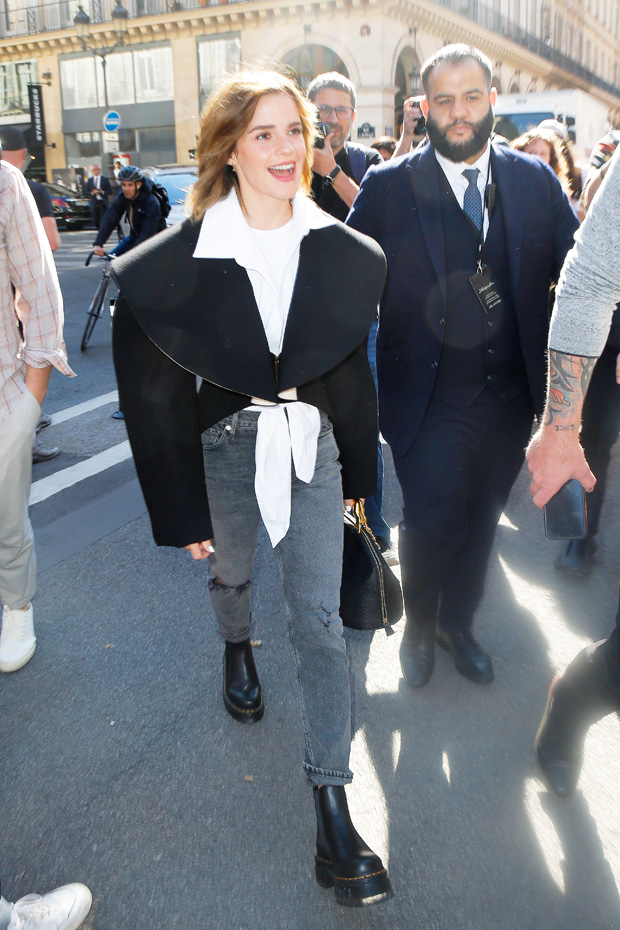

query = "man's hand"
93;245;105;257
393;97;423;158
312;134;338;177
526;427;596;509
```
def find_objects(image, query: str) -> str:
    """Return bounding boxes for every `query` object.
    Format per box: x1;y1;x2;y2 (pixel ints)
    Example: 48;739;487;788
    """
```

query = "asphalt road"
1;229;620;929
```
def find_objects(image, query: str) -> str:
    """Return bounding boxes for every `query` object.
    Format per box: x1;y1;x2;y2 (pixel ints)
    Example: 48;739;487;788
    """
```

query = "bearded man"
347;45;578;690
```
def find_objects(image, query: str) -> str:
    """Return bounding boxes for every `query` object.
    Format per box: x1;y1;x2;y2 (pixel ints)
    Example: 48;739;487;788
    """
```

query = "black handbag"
340;501;403;634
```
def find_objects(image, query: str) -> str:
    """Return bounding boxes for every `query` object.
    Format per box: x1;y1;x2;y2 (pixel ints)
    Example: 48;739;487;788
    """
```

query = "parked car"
142;165;197;225
42;181;92;229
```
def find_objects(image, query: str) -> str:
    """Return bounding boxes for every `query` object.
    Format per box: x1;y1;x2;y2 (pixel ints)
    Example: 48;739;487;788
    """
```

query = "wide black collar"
112;217;385;403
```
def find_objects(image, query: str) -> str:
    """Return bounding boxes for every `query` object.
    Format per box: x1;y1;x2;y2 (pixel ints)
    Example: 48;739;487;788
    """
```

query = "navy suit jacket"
85;175;112;199
347;142;579;456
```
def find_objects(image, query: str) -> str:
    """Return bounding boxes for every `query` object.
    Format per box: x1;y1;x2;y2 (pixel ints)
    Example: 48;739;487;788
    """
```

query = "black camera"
414;113;426;135
314;121;331;149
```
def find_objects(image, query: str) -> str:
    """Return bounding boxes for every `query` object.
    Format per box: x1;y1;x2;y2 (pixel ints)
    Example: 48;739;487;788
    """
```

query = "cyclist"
92;165;163;418
93;165;163;258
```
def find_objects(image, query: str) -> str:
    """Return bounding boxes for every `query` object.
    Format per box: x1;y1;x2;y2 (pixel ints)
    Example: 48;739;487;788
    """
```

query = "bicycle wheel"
81;274;109;351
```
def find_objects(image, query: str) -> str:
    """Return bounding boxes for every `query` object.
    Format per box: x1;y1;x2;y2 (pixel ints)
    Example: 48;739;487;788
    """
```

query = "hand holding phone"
543;479;588;540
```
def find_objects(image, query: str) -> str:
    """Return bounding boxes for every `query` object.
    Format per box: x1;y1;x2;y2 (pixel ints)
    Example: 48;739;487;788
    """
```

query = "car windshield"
155;173;196;205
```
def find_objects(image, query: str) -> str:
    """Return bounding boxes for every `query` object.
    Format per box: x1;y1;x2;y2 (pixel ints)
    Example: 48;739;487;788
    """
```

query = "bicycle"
81;251;115;352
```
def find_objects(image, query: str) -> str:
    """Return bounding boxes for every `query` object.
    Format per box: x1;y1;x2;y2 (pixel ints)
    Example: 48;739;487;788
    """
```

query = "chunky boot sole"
223;689;264;724
315;855;393;907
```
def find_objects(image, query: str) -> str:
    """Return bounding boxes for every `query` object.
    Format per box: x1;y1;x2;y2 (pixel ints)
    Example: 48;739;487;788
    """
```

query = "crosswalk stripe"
30;441;132;505
50;390;119;425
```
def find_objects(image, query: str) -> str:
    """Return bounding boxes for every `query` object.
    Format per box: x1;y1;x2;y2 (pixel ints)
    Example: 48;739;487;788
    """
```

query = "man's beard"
426;106;494;162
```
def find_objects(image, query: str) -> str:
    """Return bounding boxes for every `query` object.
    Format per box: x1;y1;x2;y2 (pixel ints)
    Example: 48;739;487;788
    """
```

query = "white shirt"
435;143;492;239
194;189;337;547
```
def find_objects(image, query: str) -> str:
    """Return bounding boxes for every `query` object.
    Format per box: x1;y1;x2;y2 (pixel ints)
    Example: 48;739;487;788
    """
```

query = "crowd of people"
1;41;619;926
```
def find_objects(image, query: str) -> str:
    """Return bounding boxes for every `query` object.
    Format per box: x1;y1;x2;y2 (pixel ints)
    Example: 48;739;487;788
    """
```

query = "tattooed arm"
526;350;597;508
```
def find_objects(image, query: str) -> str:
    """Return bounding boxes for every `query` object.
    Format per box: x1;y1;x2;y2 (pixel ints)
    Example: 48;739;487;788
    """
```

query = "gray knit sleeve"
549;146;620;357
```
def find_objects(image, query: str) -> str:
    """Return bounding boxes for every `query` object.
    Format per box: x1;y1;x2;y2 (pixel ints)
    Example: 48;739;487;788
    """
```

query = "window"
198;35;241;103
65;131;102;160
0;59;37;115
134;48;174;102
96;51;135;107
61;47;173;110
137;126;176;163
60;57;98;109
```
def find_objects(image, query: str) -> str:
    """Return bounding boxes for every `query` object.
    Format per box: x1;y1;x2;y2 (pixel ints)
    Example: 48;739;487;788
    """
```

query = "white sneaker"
0;604;36;672
8;884;92;930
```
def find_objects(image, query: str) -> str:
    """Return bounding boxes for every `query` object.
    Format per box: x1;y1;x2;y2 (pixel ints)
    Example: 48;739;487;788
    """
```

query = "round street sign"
103;110;121;132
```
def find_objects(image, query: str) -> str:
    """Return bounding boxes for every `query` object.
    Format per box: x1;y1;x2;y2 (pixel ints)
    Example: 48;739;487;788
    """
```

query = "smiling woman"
111;67;392;907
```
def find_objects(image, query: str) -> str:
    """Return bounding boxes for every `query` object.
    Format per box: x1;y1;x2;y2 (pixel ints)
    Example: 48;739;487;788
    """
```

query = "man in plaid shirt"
0;157;74;673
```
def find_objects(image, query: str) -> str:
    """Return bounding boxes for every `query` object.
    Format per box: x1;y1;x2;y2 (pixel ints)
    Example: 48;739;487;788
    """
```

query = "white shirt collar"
193;188;336;265
434;142;491;187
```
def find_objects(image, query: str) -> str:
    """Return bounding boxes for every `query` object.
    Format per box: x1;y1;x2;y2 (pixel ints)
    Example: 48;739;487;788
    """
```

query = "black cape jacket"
111;216;386;548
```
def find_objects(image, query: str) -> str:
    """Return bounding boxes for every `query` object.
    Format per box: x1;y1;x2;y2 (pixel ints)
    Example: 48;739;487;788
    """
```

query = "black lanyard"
474;156;493;274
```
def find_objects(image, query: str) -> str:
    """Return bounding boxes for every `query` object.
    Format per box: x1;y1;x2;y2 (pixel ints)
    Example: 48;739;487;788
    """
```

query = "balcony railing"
432;0;620;100
1;0;619;102
0;0;240;38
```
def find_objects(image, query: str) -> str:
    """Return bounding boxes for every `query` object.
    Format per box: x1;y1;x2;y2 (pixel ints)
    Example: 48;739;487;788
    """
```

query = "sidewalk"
2;455;619;930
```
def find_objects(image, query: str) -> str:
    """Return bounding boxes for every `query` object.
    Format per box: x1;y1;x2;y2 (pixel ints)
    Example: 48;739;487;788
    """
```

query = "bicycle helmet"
118;165;144;182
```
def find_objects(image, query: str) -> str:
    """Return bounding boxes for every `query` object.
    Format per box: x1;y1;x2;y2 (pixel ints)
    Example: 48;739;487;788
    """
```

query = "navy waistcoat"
432;165;529;410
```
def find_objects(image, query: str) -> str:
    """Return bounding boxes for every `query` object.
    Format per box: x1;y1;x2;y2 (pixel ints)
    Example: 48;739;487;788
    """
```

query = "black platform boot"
313;786;392;907
535;640;620;797
223;639;263;724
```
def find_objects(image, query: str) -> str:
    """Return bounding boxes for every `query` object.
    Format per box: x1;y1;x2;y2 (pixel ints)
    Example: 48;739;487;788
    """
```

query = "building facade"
1;0;619;179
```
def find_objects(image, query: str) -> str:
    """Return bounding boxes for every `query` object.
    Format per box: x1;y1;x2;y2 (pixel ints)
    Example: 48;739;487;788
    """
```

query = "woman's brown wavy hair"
511;129;571;196
187;67;318;222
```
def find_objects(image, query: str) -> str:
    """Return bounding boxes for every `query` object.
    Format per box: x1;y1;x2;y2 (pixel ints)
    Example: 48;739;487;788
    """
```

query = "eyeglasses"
316;104;355;120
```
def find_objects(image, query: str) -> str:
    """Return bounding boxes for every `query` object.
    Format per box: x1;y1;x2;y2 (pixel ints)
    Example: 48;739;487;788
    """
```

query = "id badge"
469;264;504;315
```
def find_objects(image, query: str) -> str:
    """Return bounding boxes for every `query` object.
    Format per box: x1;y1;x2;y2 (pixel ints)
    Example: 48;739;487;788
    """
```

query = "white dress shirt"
435;143;492;239
193;188;337;547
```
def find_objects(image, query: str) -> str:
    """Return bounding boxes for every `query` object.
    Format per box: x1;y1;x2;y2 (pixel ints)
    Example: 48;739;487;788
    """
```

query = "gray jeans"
202;410;353;787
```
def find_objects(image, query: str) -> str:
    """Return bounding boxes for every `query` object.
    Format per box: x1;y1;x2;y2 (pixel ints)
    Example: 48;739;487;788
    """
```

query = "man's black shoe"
555;537;596;577
400;621;435;688
436;628;494;684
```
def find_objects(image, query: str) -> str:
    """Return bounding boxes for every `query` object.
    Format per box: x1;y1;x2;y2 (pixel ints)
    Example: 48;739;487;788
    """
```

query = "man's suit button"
487;320;493;327
431;361;438;369
439;317;445;326
487;348;493;354
486;374;492;381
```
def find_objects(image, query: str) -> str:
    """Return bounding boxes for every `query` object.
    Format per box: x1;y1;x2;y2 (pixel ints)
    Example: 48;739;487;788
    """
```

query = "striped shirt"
0;160;74;422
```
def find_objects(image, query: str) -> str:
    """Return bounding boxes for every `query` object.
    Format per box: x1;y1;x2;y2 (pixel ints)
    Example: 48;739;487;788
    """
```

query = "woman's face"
229;92;307;217
524;138;552;165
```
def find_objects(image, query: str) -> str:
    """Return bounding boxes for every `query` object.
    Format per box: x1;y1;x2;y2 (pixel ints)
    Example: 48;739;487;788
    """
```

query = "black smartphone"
543;479;588;540
314;122;331;149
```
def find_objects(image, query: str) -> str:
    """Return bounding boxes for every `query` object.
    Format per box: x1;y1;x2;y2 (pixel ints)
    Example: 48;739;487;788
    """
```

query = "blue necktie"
462;167;482;231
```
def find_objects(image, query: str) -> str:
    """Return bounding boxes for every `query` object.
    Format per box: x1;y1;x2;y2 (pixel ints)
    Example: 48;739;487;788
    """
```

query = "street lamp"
73;1;130;178
73;1;129;109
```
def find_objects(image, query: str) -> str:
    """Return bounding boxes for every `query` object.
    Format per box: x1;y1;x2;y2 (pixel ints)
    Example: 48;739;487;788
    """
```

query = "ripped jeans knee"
208;577;252;642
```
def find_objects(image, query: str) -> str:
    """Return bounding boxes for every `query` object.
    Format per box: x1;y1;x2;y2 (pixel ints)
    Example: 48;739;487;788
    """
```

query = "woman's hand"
343;498;364;510
184;540;214;560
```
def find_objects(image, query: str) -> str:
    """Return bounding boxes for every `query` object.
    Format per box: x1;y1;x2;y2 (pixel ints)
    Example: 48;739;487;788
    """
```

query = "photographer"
307;73;382;223
393;95;427;158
